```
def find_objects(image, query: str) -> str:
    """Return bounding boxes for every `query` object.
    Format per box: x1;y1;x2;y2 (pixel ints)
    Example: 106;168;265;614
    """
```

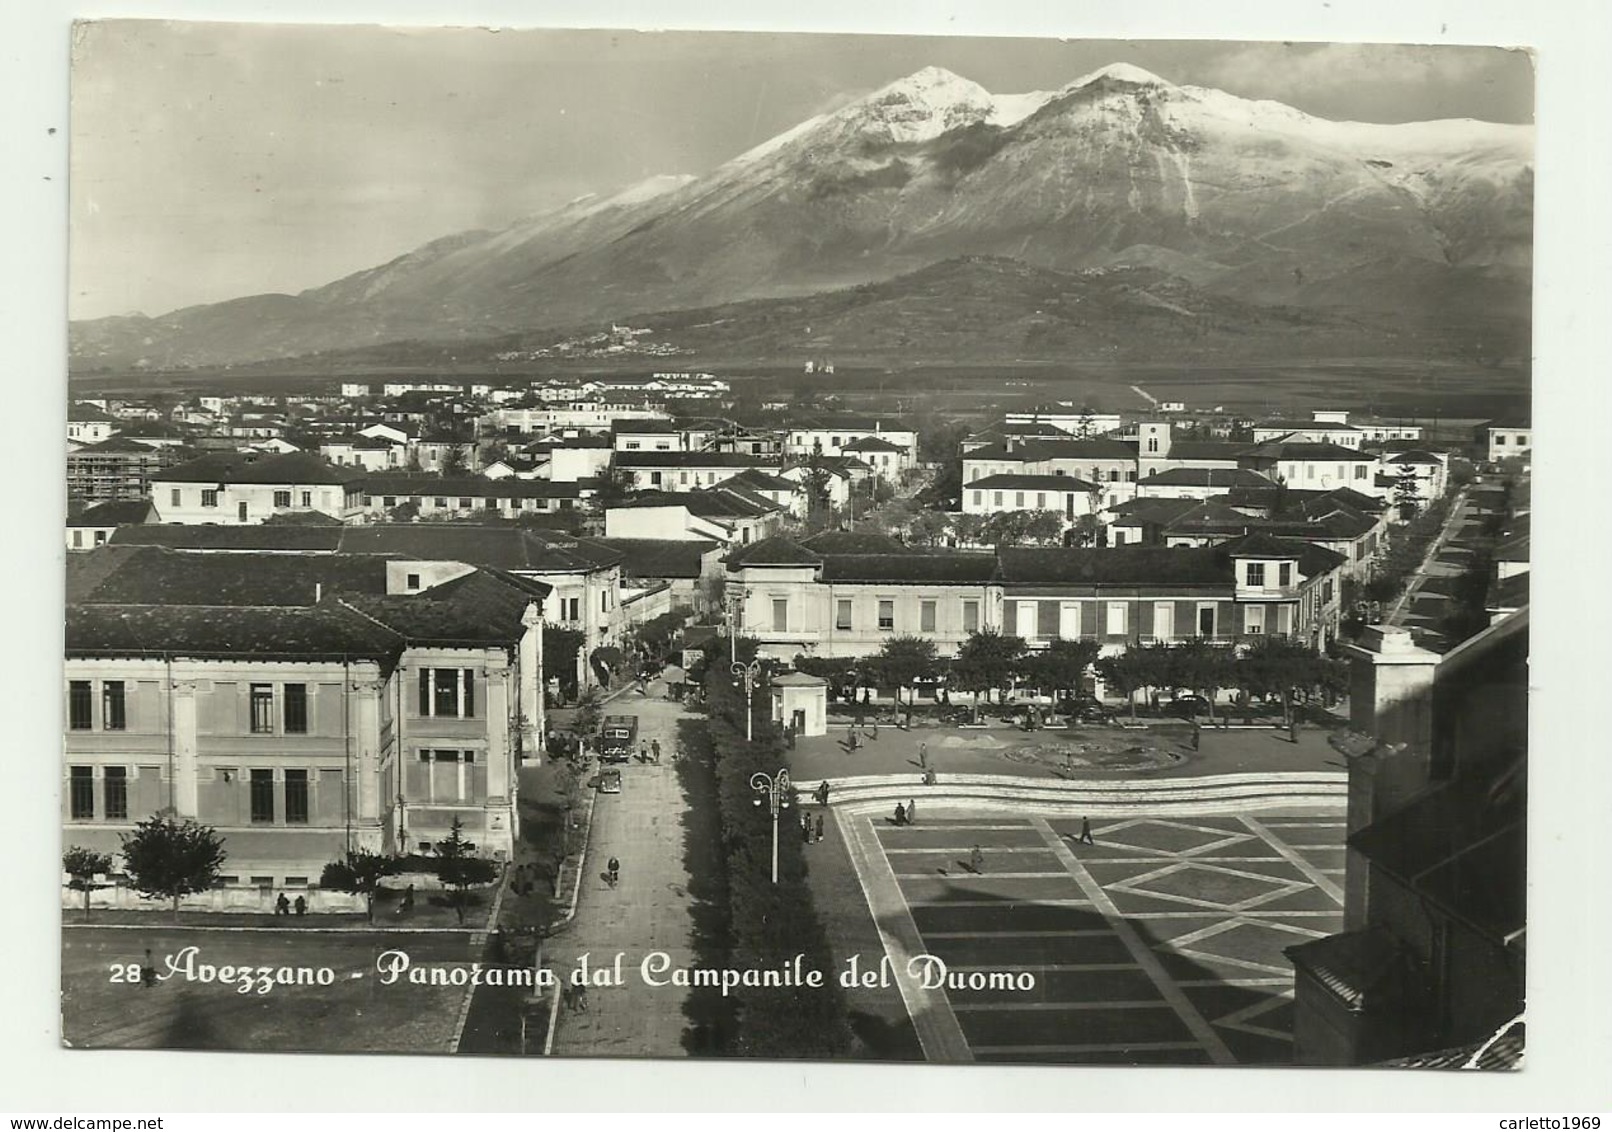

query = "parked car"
596;769;623;794
1169;695;1214;719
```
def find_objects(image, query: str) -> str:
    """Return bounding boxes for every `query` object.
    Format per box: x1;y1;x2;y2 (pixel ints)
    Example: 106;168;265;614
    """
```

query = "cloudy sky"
69;23;1533;321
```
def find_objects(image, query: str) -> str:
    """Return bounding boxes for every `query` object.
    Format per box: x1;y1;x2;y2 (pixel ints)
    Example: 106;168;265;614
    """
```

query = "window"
170;488;181;508
1494;434;1506;446
878;600;895;631
835;600;853;631
1036;493;1046;509
1146;436;1159;453
1245;605;1266;635
458;498;472;510
434;497;447;508
101;682;126;731
284;770;309;825
70;767;94;819
962;600;979;633
1198;604;1216;637
1037;600;1058;638
301;491;312;507
772;599;788;633
993;492;1003;507
420;668;476;718
971;491;982;507
283;684;308;734
72;530;83;548
274;490;292;507
250;770;275;823
1355;465;1367;479
1153;602;1175;642
1246;563;1266;587
1015;492;1025;508
201;489;219;508
406;573;420;590
104;767;128;820
1278;563;1293;588
384;496;397;508
238;501;249;522
920;601;937;633
250;684;275;733
1105;602;1126;636
69;681;92;730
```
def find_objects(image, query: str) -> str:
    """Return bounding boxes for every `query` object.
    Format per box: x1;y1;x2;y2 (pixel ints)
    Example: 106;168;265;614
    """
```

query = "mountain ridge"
70;62;1533;370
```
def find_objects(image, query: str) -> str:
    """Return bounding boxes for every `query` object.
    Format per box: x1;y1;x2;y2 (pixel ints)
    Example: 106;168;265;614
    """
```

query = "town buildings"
152;452;367;525
1288;613;1527;1067
64;546;548;898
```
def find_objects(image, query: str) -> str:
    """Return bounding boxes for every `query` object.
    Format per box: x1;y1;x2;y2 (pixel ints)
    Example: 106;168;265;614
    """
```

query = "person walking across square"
1079;816;1095;845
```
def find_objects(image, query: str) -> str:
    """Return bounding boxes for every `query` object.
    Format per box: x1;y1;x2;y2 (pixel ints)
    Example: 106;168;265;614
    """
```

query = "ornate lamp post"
731;659;763;744
750;768;792;884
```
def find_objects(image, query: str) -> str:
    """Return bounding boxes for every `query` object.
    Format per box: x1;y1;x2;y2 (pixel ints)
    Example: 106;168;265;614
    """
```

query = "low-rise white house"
152;452;366;525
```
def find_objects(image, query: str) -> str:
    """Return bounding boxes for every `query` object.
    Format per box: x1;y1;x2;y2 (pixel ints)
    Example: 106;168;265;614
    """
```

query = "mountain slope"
70;63;1532;370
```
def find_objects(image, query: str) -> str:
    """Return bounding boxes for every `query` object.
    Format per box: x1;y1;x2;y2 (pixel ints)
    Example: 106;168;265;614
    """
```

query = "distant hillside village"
62;372;1530;899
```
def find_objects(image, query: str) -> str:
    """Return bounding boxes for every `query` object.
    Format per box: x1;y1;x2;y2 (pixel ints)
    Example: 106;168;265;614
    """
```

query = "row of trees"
792;630;1345;725
838;501;1101;550
65;815;500;924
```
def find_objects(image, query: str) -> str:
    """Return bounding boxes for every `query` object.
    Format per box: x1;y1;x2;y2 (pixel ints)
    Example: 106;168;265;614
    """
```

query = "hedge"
702;651;853;1058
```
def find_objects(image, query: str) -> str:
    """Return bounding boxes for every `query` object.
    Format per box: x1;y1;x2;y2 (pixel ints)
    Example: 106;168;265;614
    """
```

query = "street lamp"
731;659;762;743
750;768;792;884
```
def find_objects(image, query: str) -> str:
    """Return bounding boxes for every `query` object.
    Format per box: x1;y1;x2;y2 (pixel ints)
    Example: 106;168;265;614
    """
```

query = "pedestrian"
640;742;649;763
141;948;157;988
923;767;937;787
652;738;661;763
275;892;290;916
802;812;813;843
906;798;917;825
817;780;831;806
894;802;907;826
870;717;879;741
969;844;984;873
815;814;825;842
293;894;307;917
848;726;860;752
399;883;415;914
607;856;620;887
1079;816;1095;845
918;742;928;769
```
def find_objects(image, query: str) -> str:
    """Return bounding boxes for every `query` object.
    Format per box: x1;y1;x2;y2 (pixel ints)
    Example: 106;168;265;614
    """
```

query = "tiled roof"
74;547;394;606
1385;450;1441;464
592;538;719;580
727;468;798;493
67;500;155;528
800;531;910;555
725;537;822;567
609;419;680;434
965;438;1136;462
1240;440;1367;460
615;451;780;469
1107;497;1204;526
340;570;547;646
997;547;1230;587
66;602;406;666
69;402;118;422
110;525;345;551
820;553;999;584
360;473;580;499
334;525;621;572
841;435;906;452
967;474;1100;492
155;451;364;485
1163;440;1250;461
1141;467;1274;488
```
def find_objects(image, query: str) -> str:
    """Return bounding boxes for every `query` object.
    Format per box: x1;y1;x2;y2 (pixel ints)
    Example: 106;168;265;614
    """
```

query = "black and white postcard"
58;21;1536;1076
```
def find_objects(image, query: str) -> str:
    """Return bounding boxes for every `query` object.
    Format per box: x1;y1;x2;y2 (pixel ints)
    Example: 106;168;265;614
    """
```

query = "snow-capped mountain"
71;63;1532;369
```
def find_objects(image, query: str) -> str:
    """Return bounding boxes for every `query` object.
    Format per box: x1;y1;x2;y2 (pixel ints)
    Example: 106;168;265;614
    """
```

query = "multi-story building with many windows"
64;547;548;901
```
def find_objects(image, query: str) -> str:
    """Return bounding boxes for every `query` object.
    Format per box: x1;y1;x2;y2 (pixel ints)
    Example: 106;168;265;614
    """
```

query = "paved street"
1391;486;1478;642
548;682;702;1057
837;808;1345;1064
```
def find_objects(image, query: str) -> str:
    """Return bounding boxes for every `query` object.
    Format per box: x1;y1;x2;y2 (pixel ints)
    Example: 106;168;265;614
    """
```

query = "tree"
951;629;1027;721
870;635;939;715
572;686;605;741
906;509;952;548
593;464;637;509
982;510;1036;549
1023;510;1066;546
1170;638;1237;726
1392;463;1423;520
63;846;113;918
1025;638;1101;710
435;818;500;925
950;512;987;548
320;849;400;921
1095;649;1148;719
440;443;470;476
405;447;424;472
1236;636;1326;725
119;815;227;921
543;626;586;701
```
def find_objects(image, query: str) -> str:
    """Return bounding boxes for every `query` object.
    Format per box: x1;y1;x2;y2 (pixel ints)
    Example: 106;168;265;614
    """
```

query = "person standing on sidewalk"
814;814;825;842
918;742;928;770
906;798;917;825
652;738;661;763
